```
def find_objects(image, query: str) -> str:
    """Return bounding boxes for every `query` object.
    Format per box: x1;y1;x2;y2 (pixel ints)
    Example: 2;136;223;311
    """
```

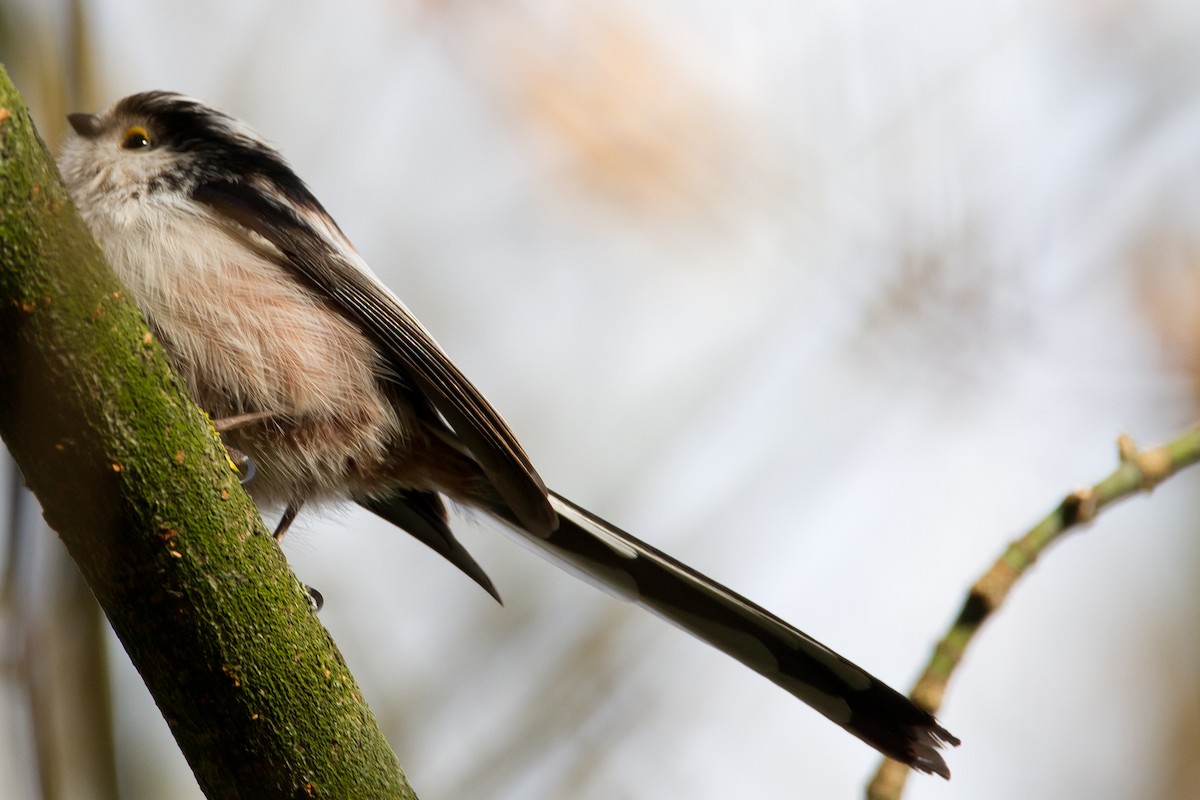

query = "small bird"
59;91;958;776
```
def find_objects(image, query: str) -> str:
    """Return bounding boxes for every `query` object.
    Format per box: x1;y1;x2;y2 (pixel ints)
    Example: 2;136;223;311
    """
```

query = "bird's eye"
121;126;153;150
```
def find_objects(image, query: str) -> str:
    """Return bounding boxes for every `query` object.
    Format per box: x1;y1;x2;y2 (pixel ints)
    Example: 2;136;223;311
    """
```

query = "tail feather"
359;489;502;603
497;491;959;777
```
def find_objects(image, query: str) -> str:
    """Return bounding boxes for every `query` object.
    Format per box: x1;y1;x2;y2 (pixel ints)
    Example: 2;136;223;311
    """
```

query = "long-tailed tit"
58;91;958;776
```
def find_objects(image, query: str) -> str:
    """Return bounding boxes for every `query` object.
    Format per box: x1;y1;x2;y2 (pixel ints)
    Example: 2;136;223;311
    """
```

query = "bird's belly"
110;222;406;506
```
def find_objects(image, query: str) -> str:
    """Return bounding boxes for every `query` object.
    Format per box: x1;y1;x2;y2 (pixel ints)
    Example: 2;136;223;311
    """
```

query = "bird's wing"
193;180;557;536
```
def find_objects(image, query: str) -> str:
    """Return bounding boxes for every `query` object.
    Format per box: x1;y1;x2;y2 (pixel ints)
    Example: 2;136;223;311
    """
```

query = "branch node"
911;674;947;711
1061;486;1098;526
1133;447;1171;491
969;560;1016;613
1117;432;1138;462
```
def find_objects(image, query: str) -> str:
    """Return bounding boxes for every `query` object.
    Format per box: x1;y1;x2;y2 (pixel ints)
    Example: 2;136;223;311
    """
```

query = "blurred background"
2;1;1200;798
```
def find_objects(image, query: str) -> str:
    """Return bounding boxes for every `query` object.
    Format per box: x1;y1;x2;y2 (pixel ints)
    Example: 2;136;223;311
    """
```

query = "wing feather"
193;181;557;535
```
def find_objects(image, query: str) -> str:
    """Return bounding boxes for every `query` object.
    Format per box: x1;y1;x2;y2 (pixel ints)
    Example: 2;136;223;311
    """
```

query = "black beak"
66;112;102;138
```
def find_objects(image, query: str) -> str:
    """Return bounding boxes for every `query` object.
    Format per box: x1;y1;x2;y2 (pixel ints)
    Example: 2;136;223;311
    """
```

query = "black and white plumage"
59;91;958;777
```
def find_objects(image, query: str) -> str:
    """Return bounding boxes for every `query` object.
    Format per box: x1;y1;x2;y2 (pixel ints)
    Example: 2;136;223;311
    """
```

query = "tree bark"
0;69;416;800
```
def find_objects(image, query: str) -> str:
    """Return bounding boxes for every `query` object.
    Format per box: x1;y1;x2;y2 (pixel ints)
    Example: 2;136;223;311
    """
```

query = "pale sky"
4;1;1200;798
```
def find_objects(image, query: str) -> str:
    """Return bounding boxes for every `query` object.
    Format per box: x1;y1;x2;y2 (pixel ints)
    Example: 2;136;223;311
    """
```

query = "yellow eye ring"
121;126;152;150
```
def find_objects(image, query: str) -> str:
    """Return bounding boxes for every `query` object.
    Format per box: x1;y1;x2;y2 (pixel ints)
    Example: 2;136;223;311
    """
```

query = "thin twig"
866;428;1200;800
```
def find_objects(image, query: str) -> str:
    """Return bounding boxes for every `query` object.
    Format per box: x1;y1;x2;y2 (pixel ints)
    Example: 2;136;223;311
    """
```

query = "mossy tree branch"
866;428;1200;800
0;70;416;799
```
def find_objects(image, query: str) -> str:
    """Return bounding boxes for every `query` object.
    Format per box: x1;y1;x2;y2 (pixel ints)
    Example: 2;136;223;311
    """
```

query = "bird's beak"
66;112;101;138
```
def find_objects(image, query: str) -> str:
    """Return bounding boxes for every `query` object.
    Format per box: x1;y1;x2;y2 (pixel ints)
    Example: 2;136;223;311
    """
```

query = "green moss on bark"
0;70;415;799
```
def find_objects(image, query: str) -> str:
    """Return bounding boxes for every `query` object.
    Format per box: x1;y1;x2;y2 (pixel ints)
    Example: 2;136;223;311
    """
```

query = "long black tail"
501;491;959;778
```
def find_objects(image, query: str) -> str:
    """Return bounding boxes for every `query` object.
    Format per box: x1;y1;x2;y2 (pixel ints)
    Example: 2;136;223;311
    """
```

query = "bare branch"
867;428;1200;800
